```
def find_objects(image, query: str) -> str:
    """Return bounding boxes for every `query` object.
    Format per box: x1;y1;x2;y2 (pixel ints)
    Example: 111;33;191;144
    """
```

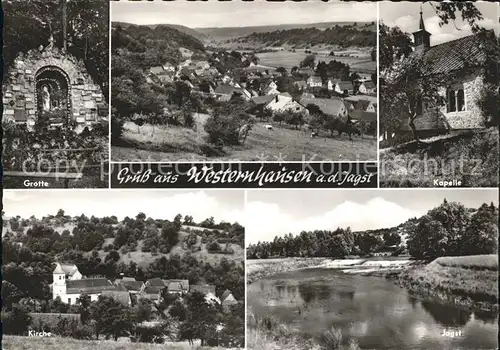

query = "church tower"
412;10;431;52
52;263;67;299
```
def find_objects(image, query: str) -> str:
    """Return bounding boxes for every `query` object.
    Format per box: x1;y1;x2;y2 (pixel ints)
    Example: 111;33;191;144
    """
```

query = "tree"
77;294;92;325
462;203;499;255
183;291;219;346
183;215;194;225
300;54;316;69
133;299;153;324
91;296;133;341
2;304;32;335
276;66;288;76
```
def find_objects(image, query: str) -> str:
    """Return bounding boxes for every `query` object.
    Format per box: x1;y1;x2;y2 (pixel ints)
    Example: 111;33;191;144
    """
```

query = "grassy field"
2;336;237;350
112;121;377;162
379;128;499;187
434;255;498;270
398;254;499;311
255;51;375;72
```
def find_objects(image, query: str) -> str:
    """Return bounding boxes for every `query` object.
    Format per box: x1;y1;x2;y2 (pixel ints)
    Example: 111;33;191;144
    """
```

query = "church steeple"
413;8;431;52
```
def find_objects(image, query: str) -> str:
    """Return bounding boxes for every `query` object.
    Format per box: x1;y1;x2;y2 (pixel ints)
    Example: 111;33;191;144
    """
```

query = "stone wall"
415;72;486;131
2;45;107;129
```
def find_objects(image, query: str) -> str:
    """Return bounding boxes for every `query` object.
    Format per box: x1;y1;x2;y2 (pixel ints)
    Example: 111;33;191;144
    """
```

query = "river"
247;267;499;350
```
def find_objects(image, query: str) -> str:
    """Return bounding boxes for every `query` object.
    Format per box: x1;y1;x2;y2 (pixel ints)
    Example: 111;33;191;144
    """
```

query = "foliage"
406;199;498;260
90;295;133;341
237;24;376;48
3;0;109;96
2;305;32;335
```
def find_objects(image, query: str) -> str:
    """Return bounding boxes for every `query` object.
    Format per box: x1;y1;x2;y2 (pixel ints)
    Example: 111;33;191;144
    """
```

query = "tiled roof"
214;84;236;95
362;81;376;89
190;284;216;295
337;81;354;91
349;109;377;122
66;278;117;294
101;290;131;306
221;289;232;302
150;66;164;75
412;31;495;76
356;100;372;111
165;279;189;292
251;95;275;105
119;280;144;292
300;97;346;117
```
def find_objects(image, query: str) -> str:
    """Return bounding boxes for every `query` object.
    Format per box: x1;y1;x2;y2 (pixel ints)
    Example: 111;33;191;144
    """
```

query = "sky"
2;190;244;224
380;1;499;46
246;189;499;245
111;0;377;28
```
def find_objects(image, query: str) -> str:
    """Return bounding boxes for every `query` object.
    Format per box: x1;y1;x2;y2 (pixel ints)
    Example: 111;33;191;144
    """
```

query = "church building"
401;10;498;132
52;263;117;305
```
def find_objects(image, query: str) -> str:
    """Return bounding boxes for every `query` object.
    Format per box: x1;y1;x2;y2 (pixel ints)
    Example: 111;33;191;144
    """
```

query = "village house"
293;80;308;90
149;66;164;75
358;80;376;95
162;62;176;72
355;99;377;113
101;290;132;306
300;97;348;119
306;76;323;88
52;263;117;305
262;85;279;95
327;79;340;91
220;289;238;310
334;81;355;95
191;284;220;305
265;94;308;115
393;11;497;136
349;109;377;123
214;84;251;101
114;276;144;294
139;278;190;302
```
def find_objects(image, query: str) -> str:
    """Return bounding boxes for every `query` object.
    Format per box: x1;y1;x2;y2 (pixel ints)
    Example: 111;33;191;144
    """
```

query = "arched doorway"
35;66;71;124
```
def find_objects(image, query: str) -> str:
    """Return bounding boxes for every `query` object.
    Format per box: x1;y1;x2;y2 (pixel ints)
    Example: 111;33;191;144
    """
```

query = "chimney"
275;95;279;103
412;10;431;52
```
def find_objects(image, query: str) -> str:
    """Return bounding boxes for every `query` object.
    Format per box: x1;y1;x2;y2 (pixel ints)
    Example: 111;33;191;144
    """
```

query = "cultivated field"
112;121;377;162
2;336;238;350
255;51;375;72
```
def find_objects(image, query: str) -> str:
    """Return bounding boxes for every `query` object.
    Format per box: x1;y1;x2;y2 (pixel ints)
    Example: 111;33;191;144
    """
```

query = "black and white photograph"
2;190;245;349
246;189;499;350
1;0;109;189
379;2;500;187
110;0;378;162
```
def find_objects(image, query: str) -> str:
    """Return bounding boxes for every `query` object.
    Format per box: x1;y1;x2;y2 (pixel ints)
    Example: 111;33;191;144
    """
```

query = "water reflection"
421;301;471;326
248;268;499;350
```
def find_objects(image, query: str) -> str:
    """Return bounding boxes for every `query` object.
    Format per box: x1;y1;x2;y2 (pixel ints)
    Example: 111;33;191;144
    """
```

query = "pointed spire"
419;7;426;31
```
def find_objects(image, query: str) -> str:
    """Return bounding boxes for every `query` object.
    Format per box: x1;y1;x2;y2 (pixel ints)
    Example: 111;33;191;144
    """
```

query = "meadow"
255;51;375;72
112;121;377;162
1;336;238;350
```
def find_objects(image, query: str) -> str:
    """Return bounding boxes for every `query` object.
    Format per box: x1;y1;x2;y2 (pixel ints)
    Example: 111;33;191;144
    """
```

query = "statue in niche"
41;85;51;111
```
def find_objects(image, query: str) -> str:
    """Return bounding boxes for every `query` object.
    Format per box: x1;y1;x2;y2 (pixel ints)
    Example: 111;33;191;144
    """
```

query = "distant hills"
112;21;376;46
197;21;376;42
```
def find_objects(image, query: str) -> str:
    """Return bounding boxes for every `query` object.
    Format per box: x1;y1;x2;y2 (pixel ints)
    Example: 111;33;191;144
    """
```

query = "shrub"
111;116;124;142
132;324;165;343
207;241;221;253
204;114;240;146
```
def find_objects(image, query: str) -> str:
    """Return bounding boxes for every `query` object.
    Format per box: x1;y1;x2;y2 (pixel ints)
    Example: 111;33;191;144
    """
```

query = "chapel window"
447;85;466;112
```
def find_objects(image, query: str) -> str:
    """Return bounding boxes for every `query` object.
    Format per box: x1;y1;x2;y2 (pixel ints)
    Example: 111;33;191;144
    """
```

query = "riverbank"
395;254;499;313
246;257;415;283
247;310;360;350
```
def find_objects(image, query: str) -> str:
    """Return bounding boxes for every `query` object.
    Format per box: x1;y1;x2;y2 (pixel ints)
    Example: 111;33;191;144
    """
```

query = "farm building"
139;278;190;302
385;11;498;140
101;290;132;306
